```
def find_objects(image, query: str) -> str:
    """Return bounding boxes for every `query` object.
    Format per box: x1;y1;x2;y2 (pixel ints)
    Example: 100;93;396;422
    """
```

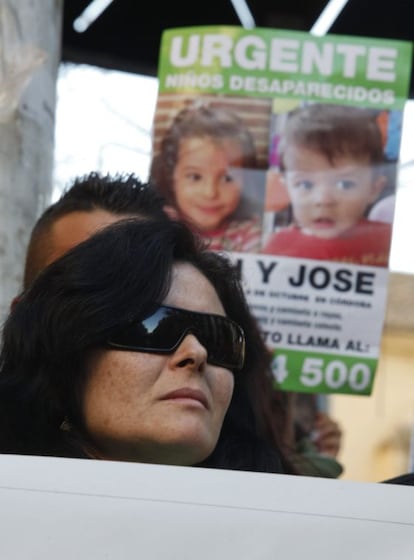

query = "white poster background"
0;454;413;559
236;252;389;356
230;252;390;394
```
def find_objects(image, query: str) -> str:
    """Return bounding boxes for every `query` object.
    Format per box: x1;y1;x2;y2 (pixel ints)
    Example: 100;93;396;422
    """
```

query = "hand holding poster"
150;26;412;396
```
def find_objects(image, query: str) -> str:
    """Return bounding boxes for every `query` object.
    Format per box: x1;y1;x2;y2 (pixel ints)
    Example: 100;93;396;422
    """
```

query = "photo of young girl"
262;102;400;268
150;100;268;253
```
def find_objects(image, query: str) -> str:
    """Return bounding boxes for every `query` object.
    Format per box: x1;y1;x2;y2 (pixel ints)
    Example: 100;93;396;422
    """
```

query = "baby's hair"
278;103;385;171
150;103;258;205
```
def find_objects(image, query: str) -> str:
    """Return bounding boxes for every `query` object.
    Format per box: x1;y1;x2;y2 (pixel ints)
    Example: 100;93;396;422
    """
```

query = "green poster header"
157;26;412;109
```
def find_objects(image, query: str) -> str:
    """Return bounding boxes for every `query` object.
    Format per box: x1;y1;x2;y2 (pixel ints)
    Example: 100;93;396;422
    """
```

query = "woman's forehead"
164;263;225;317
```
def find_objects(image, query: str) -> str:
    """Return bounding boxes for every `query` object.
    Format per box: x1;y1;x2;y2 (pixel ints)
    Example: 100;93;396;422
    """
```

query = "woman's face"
82;263;235;466
172;136;243;232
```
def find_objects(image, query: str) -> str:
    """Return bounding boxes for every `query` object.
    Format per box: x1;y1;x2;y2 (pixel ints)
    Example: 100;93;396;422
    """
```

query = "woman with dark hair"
0;218;291;472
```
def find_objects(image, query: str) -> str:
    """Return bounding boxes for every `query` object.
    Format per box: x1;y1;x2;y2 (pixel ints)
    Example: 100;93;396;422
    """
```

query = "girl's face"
283;144;385;238
172;136;244;232
82;262;235;466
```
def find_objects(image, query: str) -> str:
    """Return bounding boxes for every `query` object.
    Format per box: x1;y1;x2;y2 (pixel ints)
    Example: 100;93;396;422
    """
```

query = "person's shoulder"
382;472;414;486
229;214;260;230
224;216;262;252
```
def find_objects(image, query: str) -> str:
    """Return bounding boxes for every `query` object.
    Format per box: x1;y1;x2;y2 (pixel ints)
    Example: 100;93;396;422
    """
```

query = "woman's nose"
170;334;208;372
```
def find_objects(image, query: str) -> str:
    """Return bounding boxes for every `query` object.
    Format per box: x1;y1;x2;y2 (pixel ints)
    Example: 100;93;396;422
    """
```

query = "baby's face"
283;144;385;239
172;136;243;232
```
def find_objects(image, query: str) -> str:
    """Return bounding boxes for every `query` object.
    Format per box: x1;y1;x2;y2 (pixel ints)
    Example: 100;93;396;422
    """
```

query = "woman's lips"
161;388;209;409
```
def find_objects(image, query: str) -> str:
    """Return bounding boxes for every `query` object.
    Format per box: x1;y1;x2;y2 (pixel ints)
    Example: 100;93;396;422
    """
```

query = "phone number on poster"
271;349;377;395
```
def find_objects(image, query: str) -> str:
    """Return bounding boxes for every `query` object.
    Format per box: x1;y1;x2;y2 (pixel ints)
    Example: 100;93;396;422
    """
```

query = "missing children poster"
150;26;412;396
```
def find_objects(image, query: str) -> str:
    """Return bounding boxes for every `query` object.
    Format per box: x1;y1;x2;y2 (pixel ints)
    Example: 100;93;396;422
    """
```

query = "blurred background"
56;0;414;482
8;0;414;482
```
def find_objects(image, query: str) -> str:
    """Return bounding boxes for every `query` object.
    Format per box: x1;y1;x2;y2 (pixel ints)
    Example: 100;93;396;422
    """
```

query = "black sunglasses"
106;305;245;371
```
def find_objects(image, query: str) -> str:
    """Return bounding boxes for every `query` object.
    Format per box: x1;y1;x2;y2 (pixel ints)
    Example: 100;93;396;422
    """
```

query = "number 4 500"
273;355;372;392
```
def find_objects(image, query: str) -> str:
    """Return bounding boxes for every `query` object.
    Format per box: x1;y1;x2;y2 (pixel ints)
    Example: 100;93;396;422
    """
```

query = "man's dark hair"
23;172;169;288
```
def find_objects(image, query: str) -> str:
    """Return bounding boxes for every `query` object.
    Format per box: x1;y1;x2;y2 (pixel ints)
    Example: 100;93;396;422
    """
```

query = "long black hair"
0;218;292;473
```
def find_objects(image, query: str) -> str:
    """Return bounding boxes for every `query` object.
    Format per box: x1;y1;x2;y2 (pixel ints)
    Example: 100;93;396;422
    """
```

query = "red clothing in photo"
262;219;392;267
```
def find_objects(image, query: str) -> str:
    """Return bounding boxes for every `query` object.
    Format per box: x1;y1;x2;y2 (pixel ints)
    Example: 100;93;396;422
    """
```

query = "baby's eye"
335;179;356;190
295;179;314;191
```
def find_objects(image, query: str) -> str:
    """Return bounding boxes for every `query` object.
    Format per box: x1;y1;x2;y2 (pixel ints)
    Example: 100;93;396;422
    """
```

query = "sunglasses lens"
195;313;245;370
107;305;245;370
